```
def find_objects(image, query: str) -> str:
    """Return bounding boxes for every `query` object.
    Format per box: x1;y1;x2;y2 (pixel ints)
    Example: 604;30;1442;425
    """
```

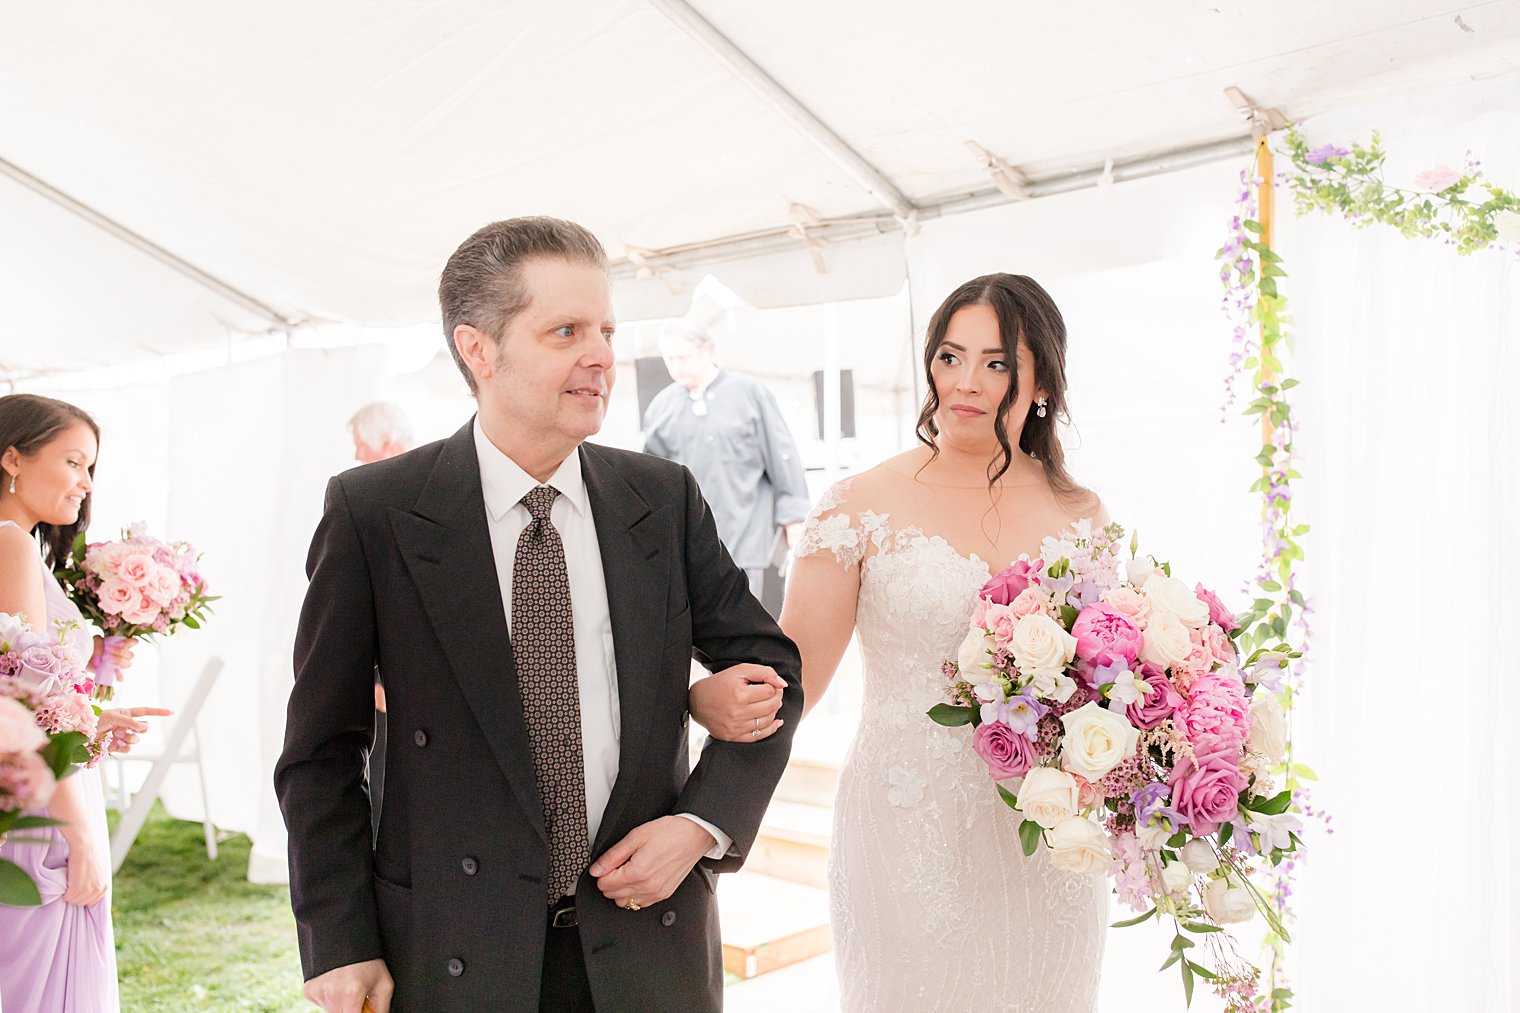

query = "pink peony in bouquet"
0;610;108;905
929;520;1303;1010
54;523;215;699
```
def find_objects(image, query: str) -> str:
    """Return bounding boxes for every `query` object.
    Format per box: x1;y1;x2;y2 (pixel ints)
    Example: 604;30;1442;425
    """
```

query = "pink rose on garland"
1169;734;1248;835
1413;165;1461;191
981;558;1043;606
971;720;1036;780
1071;604;1143;667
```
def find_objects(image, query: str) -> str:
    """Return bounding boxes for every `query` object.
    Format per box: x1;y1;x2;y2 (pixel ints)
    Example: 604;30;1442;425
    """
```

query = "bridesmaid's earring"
1035;398;1048;419
6;475;13;495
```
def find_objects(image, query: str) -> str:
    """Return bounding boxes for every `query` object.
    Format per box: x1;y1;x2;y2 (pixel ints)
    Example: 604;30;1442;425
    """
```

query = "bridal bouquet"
0;611;107;905
929;520;1303;1008
54;523;215;699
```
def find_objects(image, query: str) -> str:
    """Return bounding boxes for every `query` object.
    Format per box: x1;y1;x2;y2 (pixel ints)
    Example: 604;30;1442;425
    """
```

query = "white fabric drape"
1282;74;1520;1012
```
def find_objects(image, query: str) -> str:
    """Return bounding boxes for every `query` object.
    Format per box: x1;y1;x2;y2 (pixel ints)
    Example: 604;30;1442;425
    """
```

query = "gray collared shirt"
641;370;809;569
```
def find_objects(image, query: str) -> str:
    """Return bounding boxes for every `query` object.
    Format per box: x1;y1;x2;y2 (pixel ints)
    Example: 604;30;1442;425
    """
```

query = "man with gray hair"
278;216;801;1013
642;320;810;611
349;402;415;464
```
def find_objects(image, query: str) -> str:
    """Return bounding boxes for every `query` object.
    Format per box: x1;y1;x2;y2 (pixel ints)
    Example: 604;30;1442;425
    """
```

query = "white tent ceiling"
3;0;1518;378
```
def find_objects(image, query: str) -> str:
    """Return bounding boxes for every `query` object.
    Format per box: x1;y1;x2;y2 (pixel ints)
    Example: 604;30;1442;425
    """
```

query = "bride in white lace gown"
693;274;1108;1011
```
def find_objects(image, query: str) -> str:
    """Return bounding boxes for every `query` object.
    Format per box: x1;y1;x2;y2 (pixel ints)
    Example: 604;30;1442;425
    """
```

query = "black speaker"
634;355;676;424
812;368;856;439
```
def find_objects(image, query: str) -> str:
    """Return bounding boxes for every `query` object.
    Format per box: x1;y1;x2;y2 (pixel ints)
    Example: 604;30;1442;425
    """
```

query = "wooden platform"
719;872;833;980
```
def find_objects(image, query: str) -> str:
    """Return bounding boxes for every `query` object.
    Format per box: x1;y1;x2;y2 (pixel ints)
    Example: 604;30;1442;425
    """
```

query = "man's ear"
453;324;496;384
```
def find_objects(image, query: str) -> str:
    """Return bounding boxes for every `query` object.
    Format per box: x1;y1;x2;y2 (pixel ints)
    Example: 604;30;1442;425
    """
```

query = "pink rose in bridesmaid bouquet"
1071;604;1142;667
1126;664;1182;730
96;577;137;618
116;552;157;589
981;558;1043;606
985;603;1021;649
1193;584;1238;633
1169;734;1248;835
971;720;1036;780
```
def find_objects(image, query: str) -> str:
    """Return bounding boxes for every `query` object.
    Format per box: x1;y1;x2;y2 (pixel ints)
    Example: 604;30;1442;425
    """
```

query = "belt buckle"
550;900;578;929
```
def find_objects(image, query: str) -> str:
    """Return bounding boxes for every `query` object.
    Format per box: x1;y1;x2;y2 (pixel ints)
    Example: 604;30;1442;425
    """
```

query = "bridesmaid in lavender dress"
0;394;168;1012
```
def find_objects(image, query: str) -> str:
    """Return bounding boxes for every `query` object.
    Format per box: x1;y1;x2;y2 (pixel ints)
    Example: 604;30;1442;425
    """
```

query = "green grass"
110;804;306;1011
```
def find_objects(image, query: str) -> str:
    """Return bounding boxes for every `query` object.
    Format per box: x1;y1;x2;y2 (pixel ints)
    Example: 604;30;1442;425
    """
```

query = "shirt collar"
472;417;590;522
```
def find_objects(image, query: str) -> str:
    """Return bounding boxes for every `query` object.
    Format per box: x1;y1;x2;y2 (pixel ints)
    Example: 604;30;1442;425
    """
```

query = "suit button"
414;729;428;747
661;911;677;927
446;958;464;977
461;856;478;876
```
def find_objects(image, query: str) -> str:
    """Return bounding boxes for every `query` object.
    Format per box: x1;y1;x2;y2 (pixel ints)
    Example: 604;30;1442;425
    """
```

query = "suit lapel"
391;421;546;845
581;443;672;856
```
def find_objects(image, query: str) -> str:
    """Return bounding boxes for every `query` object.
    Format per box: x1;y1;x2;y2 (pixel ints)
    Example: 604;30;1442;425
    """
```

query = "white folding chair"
108;656;224;873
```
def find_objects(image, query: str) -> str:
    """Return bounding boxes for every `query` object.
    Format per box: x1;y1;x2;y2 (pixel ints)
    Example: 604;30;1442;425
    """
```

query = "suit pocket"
373;868;413;967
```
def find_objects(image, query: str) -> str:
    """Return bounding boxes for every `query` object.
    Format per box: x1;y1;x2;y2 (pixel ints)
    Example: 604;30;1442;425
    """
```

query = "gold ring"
625;900;641;911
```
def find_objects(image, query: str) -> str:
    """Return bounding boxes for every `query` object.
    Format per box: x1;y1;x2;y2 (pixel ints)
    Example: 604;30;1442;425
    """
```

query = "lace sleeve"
794;479;891;569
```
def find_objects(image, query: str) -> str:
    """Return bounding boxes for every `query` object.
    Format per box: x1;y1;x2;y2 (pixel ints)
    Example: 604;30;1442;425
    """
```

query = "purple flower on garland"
1305;143;1349;165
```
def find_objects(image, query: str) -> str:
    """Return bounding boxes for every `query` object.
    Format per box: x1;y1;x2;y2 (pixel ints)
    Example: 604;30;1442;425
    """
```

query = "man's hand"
591;816;716;910
303;959;393;1013
687;664;785;742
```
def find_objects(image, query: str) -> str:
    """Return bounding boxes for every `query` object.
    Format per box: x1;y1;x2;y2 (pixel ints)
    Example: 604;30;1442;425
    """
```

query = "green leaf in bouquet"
1291;763;1318;781
41;731;88;779
1181;958;1195;1007
70;529;88;565
927;704;973;727
1243;219;1264;234
183;616;201;630
1059;605;1080;627
0;858;41;906
1216;822;1233;848
1111;907;1156;928
1253;789;1294;815
1182;921;1222;934
0;815;63;832
1160;561;1172;577
1166;831;1188;849
996;784;1021;811
1187;959;1217;980
1259;578;1282;592
1018;819;1043;857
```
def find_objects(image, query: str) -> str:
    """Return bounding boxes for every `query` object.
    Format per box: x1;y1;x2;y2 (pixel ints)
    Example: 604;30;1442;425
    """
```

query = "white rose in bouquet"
1143;576;1210;628
1139;613;1193;669
1180;839;1219;874
1009;614;1077;678
1125;554;1162;588
1160;859;1194;896
1059;702;1140;782
956;627;999;686
1016;766;1080;830
1048;816;1111;875
1201;876;1256;924
1247;693;1287;761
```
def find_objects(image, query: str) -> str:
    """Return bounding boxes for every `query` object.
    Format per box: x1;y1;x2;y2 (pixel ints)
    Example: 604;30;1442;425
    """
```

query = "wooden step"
745;798;832;888
720;872;832;980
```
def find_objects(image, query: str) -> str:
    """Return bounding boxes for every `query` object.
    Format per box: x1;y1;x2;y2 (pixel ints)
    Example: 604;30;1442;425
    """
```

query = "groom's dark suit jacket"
275;421;803;1012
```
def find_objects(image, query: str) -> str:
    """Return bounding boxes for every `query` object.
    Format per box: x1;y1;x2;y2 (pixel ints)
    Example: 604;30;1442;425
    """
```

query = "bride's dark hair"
915;273;1087;504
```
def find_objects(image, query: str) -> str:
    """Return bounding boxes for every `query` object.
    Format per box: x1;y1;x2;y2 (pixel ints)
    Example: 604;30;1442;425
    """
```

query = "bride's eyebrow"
942;341;1004;355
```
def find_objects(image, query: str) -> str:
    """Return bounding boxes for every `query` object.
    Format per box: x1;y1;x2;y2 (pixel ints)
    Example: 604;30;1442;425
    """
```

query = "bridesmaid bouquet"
54;523;215;699
928;520;1303;1008
0;611;106;905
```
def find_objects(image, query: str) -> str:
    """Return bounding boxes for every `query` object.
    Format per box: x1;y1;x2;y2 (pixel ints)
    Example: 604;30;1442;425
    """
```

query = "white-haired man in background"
349;401;415;465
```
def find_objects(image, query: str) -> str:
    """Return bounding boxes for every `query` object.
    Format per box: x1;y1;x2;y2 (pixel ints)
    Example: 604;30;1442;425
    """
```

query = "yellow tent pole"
1256;136;1276;450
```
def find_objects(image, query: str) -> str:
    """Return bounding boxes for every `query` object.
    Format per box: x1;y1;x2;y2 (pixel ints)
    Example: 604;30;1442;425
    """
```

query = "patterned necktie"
511;486;588;902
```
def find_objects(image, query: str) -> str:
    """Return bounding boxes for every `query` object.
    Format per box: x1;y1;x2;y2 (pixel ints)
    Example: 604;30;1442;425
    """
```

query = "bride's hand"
689;664;786;742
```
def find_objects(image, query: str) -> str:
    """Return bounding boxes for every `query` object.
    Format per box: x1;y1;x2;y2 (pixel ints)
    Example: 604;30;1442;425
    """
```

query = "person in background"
641;320;810;610
348;402;414;465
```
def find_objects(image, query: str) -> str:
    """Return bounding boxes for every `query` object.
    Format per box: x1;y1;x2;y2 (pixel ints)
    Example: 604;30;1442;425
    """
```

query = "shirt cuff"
675;813;736;860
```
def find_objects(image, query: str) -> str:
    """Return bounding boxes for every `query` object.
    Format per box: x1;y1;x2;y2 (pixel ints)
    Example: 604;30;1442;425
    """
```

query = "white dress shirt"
472;420;731;878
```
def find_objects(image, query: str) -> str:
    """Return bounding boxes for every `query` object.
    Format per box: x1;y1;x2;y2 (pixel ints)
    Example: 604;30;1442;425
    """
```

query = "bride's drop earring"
6;474;13;495
1035;398;1048;419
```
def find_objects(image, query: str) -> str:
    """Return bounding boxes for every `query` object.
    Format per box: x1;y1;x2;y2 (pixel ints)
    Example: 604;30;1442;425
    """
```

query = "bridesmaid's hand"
688;664;786;742
90;635;137;675
98;707;173;754
61;834;109;907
